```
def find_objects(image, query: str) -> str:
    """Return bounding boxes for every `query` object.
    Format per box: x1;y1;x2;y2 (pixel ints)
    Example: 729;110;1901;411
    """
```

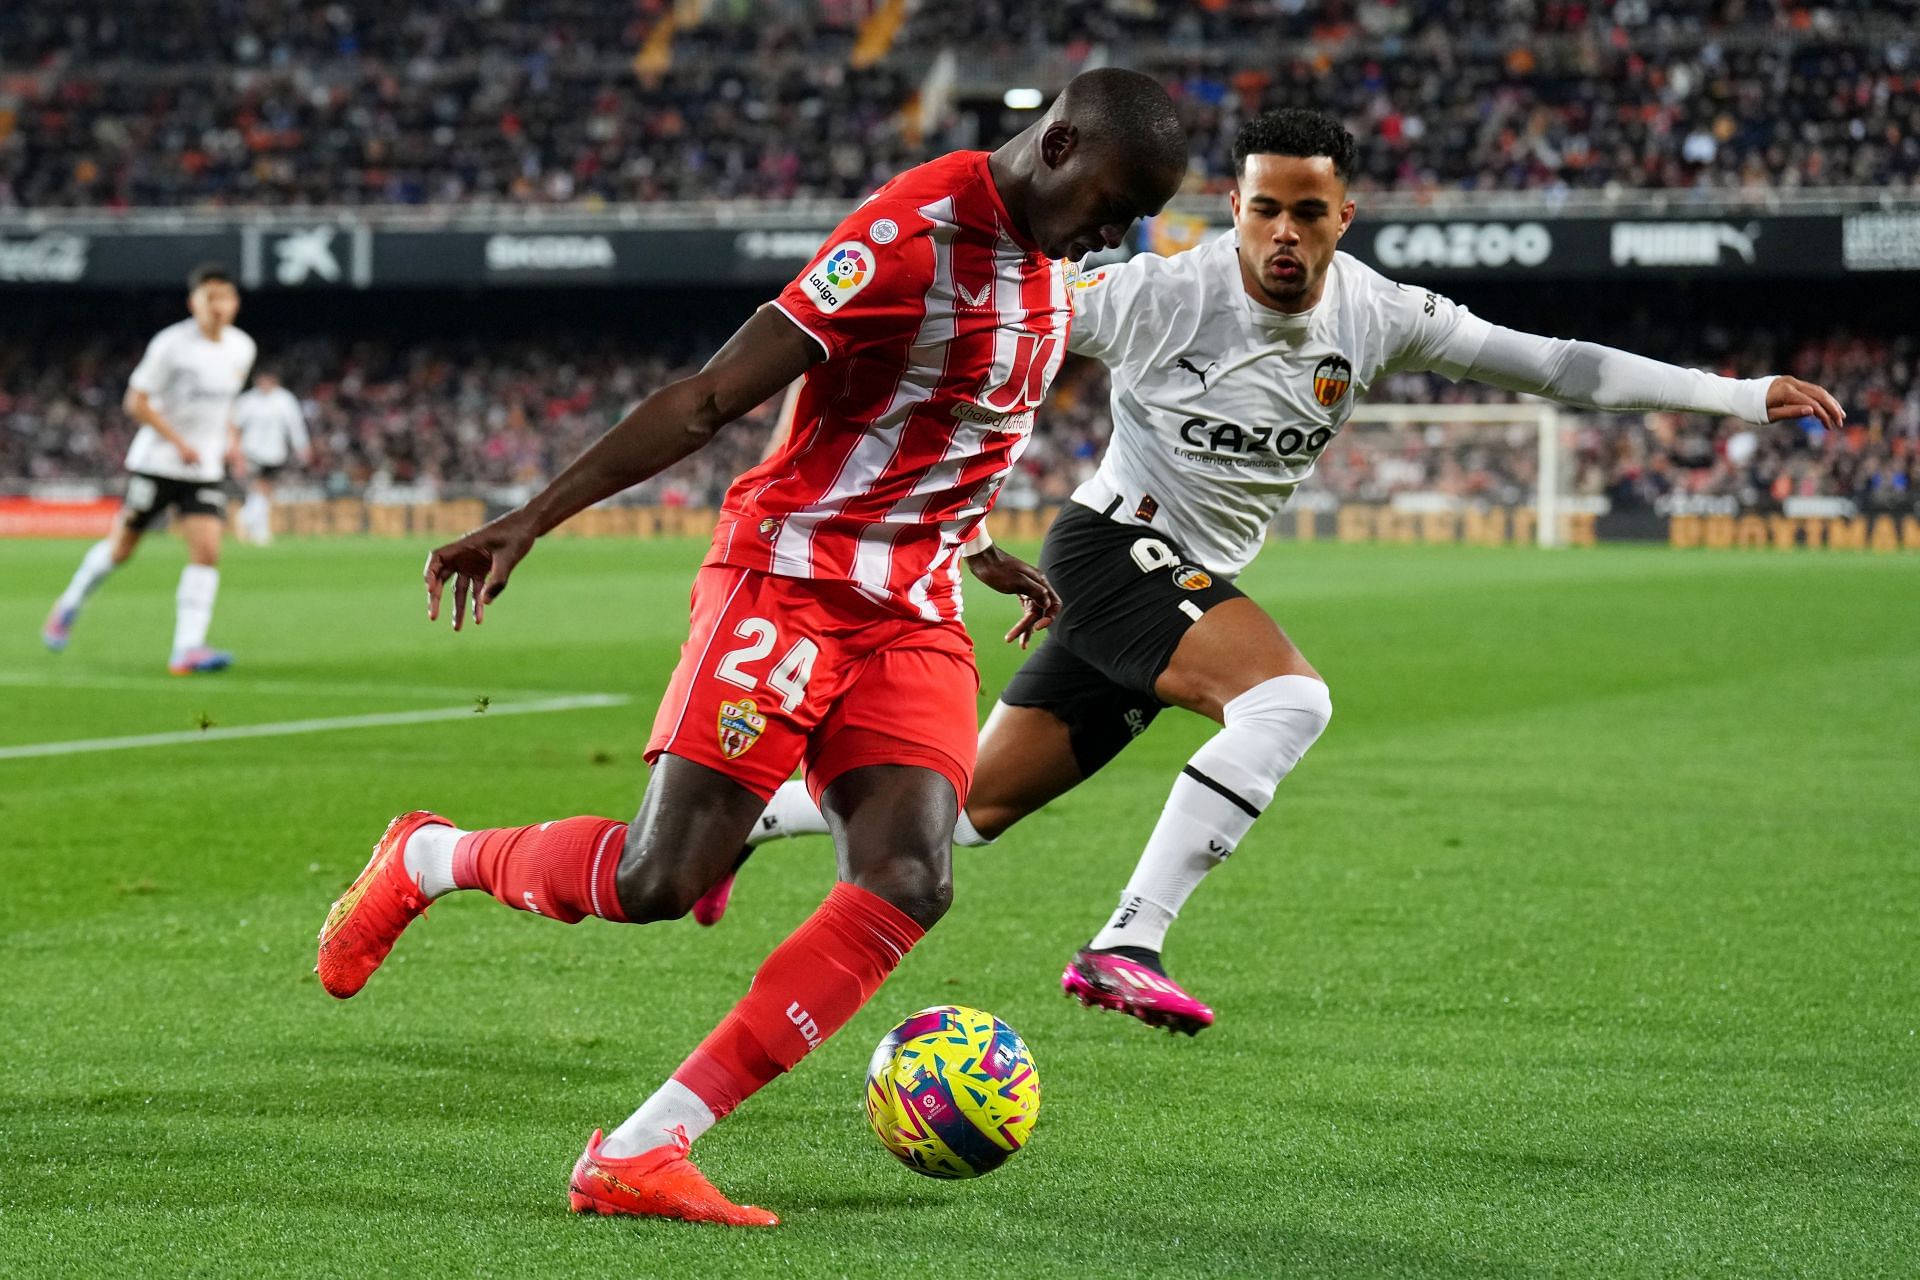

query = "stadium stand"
4;325;1912;512
3;1;1917;205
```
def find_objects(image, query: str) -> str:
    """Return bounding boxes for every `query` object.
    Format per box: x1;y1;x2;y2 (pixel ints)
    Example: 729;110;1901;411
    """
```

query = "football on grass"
864;1005;1040;1179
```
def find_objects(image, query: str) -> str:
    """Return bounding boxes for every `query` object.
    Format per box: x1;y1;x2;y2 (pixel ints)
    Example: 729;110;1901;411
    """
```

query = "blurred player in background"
315;69;1185;1226
233;369;311;546
725;108;1848;1035
42;263;254;674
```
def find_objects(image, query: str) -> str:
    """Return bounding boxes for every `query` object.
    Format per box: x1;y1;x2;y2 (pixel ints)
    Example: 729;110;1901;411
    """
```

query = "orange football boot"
569;1129;779;1227
316;810;449;999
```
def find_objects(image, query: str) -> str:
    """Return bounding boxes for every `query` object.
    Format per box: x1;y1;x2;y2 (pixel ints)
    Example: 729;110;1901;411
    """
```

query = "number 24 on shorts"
714;618;818;713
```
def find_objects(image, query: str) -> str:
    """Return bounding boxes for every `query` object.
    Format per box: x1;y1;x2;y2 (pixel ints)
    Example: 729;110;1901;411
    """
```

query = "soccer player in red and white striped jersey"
315;68;1187;1226
714;150;1075;623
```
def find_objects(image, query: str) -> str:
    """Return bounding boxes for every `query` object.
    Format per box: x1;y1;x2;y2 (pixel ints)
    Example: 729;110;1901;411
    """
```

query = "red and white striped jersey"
706;150;1070;623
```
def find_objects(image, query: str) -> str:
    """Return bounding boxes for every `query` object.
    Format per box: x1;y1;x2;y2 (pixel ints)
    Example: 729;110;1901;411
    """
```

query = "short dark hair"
188;262;235;289
1060;67;1187;180
1233;109;1356;183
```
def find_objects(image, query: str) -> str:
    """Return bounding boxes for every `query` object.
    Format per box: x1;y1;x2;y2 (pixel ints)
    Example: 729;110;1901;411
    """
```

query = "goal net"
1297;400;1582;549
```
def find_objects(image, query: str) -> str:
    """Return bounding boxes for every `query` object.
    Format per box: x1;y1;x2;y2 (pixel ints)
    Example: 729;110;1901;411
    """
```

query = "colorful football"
864;1005;1040;1179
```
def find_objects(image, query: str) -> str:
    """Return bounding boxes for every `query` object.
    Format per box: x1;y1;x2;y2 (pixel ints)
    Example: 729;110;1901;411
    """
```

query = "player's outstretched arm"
1461;325;1845;431
425;308;819;630
1757;375;1846;429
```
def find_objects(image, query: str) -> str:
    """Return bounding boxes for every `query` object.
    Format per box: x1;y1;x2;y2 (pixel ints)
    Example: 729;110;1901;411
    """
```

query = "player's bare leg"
696;703;1081;925
169;513;232;674
966;703;1086;840
1067;598;1330;1034
44;518;142;652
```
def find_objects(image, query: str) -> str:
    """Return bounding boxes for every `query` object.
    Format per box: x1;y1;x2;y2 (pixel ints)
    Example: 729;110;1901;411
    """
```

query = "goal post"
1341;400;1566;548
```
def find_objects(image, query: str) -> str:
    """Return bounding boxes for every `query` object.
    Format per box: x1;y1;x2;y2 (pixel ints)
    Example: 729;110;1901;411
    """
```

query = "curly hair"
1232;109;1356;182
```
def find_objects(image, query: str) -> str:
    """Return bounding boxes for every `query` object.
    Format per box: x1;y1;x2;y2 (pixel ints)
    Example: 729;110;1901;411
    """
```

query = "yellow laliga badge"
718;698;767;760
1312;354;1353;408
1068;264;1107;291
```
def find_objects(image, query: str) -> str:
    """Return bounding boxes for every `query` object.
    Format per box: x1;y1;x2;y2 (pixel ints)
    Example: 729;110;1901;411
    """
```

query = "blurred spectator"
2;1;1917;207
5;323;1911;515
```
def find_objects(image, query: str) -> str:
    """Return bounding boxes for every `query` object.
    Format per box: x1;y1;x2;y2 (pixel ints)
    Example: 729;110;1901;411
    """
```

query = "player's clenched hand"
1765;375;1844;432
965;545;1060;649
424;511;538;631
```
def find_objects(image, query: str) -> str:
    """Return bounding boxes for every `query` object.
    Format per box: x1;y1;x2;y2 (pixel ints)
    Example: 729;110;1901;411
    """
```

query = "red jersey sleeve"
771;200;933;362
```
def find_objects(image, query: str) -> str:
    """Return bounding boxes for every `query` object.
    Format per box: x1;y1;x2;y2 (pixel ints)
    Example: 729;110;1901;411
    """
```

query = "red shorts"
646;565;980;805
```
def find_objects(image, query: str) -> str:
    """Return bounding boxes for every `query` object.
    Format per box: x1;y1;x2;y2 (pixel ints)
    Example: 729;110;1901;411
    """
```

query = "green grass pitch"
1;535;1915;1278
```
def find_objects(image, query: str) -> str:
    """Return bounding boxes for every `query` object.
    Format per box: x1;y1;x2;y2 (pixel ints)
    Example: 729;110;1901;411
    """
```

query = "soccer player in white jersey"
43;263;256;674
233;369;311;545
720;108;1845;1034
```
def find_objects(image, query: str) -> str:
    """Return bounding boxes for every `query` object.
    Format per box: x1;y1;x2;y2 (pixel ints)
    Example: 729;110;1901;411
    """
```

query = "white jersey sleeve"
284;390;311;457
1461;325;1774;422
1066;259;1154;366
1376;282;1494;381
1376;280;1773;419
127;327;178;396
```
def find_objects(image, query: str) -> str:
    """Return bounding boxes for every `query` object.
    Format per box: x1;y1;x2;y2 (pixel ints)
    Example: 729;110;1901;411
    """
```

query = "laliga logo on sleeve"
804;241;874;313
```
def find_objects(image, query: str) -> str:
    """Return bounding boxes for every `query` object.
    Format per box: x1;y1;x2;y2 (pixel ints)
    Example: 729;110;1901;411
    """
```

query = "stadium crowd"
3;1;1917;206
4;326;1913;517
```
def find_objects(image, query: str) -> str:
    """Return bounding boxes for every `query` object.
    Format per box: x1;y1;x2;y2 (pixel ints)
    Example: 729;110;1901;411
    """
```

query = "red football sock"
672;881;925;1117
451;817;629;924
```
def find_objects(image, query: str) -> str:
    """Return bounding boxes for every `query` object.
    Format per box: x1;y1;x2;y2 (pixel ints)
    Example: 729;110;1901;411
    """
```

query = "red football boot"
569;1129;779;1227
316;810;449;999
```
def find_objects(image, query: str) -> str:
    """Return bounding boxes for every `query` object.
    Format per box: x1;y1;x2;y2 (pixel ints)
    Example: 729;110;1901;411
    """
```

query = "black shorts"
1000;500;1244;776
248;462;286;481
121;472;228;533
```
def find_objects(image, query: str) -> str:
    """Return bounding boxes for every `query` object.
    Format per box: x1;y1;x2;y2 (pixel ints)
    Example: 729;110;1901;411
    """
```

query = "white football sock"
1090;675;1331;955
402;823;471;899
55;539;118;614
746;780;829;846
170;564;219;656
241;492;272;543
602;1078;718;1158
747;780;997;849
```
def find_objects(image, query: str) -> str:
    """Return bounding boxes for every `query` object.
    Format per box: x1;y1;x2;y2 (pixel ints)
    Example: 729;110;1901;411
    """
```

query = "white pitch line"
0;693;631;762
0;671;585;702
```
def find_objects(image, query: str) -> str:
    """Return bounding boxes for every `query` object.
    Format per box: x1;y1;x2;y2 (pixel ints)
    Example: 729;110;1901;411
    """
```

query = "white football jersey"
1068;233;1490;575
234;385;309;467
123;319;257;483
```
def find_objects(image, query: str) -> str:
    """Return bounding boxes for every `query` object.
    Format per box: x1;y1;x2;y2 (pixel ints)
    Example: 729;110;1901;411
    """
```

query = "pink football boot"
1062;947;1215;1036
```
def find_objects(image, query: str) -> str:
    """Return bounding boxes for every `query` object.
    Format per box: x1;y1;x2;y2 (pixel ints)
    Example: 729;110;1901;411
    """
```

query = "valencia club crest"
1312;355;1353;408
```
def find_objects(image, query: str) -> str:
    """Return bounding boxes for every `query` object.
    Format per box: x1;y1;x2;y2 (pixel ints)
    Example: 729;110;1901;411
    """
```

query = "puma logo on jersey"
1175;356;1218;389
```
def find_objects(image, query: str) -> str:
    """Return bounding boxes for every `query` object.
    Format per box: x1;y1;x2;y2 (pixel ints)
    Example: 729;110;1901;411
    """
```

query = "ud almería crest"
718;697;767;759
